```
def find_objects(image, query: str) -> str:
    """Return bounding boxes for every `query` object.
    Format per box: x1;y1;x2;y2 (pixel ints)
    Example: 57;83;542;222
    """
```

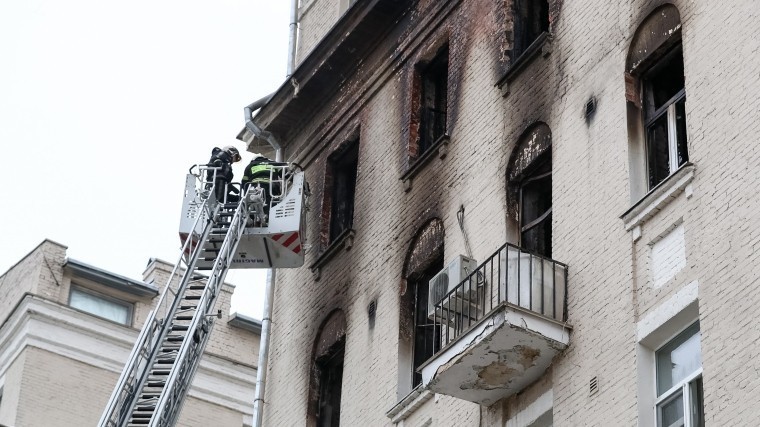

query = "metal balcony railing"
424;243;568;358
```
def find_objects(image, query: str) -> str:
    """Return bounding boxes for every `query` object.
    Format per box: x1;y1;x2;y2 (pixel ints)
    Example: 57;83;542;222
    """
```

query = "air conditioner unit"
427;255;479;320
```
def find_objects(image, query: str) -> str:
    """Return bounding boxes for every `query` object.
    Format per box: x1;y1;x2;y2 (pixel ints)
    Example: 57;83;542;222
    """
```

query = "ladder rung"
179;305;197;310
171;325;189;331
188;284;206;290
175;315;194;321
184;295;201;300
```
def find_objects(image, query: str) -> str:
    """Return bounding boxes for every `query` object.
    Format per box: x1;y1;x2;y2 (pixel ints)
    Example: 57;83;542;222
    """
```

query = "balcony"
418;243;570;406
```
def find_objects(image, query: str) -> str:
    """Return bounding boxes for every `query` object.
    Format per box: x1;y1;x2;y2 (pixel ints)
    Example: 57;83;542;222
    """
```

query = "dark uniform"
207;147;240;203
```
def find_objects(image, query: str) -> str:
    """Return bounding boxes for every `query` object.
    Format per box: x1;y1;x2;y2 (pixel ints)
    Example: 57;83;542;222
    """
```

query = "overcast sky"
0;0;292;319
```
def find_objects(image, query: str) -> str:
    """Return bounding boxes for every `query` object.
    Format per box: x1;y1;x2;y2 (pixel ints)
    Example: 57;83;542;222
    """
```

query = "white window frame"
636;281;700;427
653;322;702;427
69;285;134;325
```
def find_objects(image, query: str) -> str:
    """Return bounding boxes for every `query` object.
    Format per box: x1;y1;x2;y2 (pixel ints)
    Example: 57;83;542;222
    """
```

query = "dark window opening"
315;338;345;427
643;45;688;190
411;257;444;387
419;46;449;155
329;142;359;243
512;0;549;60
519;155;552;258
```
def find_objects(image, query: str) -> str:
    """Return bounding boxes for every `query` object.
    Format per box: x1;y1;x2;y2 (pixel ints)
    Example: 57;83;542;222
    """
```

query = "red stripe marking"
282;232;299;247
292;245;301;254
272;233;284;241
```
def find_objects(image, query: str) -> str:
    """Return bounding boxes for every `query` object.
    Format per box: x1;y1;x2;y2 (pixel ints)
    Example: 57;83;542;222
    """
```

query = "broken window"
508;123;552;257
519;155;552;257
418;45;449;156
411;257;444;387
625;5;687;199
315;338;345;427
512;0;549;60
328;141;359;243
643;46;688;190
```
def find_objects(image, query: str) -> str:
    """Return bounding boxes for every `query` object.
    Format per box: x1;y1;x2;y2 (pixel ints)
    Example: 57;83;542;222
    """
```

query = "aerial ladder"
98;162;307;427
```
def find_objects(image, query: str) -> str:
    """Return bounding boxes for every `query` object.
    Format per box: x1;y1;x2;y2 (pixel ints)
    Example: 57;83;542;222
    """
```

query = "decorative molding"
0;295;256;414
385;385;434;424
400;134;450;191
310;229;356;279
621;163;695;231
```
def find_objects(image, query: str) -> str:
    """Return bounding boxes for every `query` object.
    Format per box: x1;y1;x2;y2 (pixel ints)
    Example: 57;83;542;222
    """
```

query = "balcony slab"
420;304;571;406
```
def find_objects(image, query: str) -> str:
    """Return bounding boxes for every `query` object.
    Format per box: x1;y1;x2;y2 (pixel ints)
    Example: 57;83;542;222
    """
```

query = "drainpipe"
249;4;298;423
245;97;281;427
287;0;299;77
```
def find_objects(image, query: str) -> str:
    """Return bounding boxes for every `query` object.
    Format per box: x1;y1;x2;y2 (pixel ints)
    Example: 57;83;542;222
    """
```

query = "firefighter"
206;145;242;203
241;153;279;215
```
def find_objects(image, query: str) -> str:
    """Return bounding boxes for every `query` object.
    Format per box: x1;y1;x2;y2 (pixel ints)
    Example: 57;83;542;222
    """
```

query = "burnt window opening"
519;154;552;258
643;45;688;190
418;45;449;156
315;338;345;427
328;141;359;243
512;0;549;61
411;256;444;387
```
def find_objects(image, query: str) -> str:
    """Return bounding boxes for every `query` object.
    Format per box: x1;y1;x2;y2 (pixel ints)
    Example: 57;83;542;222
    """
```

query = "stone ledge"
385;385;433;424
621;163;695;232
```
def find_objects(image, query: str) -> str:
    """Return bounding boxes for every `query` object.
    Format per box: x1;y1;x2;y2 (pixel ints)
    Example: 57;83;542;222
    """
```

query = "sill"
401;134;450;192
385;385;433;424
309;228;356;280
496;32;552;96
621;163;695;232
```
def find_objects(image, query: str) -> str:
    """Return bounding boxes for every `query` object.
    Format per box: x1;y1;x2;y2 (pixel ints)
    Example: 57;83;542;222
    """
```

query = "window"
655;322;703;427
512;0;549;60
308;310;346;427
327;141;359;244
399;218;444;396
418;45;449;156
69;286;132;325
625;5;688;199
519;154;552;257
508;123;553;257
411;258;443;387
642;46;688;190
316;338;344;427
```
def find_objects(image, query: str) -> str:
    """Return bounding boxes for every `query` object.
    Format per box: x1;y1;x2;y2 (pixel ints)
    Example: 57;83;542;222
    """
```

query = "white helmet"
224;145;241;162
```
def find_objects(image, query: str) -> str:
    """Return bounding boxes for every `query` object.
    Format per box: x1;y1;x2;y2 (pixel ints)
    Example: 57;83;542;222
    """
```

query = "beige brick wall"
0;244;259;426
262;0;760;425
0;240;65;325
296;0;341;66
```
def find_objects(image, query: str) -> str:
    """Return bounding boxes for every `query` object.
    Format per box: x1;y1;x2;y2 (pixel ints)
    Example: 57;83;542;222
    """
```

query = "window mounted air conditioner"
427;255;479;320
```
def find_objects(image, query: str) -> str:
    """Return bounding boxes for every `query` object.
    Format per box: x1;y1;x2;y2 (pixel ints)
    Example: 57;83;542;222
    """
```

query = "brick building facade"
244;0;760;426
0;240;260;426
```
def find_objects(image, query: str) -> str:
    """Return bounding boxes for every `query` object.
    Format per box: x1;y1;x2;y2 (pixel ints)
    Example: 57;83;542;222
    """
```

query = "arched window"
398;219;444;393
307;310;346;427
626;5;688;200
508;123;552;257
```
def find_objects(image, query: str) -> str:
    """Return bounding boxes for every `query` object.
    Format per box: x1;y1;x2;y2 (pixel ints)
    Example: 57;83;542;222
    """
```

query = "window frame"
641;45;688;191
653;322;703;427
68;284;134;326
416;45;449;161
327;142;359;244
511;0;550;62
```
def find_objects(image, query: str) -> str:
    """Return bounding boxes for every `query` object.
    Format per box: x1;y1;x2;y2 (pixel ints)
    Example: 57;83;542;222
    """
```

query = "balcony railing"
424;243;568;359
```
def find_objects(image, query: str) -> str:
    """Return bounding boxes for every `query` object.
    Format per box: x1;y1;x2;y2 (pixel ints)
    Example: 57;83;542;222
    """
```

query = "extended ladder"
98;174;252;427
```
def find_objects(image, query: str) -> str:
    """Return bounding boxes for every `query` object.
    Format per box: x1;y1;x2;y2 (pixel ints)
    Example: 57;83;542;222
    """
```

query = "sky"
0;0;292;319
